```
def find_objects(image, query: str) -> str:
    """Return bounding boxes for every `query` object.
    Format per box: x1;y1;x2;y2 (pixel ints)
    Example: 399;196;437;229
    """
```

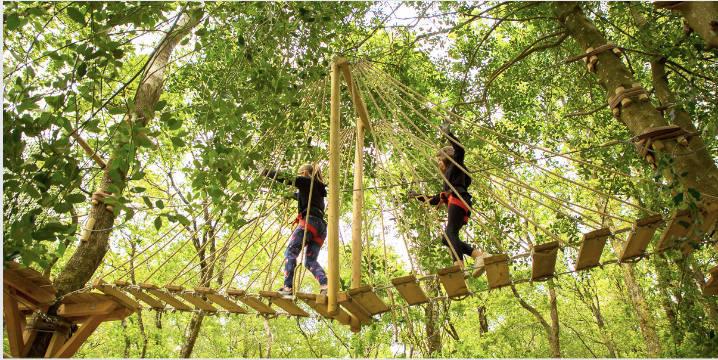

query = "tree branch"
562;103;608;118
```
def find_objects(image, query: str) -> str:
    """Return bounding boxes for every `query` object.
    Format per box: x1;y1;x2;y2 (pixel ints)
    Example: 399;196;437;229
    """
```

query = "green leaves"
67;7;86;26
154;216;162;230
170;137;186;148
5;13;21;31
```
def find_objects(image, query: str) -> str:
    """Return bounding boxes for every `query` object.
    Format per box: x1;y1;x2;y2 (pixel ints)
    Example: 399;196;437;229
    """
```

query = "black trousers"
440;197;474;261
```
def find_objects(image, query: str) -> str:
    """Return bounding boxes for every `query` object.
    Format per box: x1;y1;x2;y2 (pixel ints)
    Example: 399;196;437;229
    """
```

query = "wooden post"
3;285;24;357
52;314;107;358
351;121;364;289
327;59;341;316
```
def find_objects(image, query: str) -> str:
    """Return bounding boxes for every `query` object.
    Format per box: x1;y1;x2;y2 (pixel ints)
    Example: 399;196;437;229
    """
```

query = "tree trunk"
25;10;201;357
656;1;718;50
688;260;718;328
264;317;272;358
122;318;131;358
548;283;561;358
552;2;718;200
180;313;206;358
510;285;561;357
477;305;489;337
425;281;441;356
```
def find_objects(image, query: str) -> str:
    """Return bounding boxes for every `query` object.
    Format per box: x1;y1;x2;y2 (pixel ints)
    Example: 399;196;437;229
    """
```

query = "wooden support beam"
3;285;25;357
391;275;429;305
44;321;70;358
69;306;133;324
346;285;390;315
327;59;341;316
92;278;140;312
337;58;372;131
337;291;372;324
52;314;107;358
575;228;611;271
351;120;365;289
531;241;560;281
179;291;218;312
485;254;512;289
3;269;56;305
57;300;117;317
437;265;470;297
139;283;192;311
619;214;663;261
260;291;309;317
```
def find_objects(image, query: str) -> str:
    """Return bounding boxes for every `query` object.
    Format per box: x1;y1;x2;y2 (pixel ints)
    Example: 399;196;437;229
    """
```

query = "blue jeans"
284;216;328;289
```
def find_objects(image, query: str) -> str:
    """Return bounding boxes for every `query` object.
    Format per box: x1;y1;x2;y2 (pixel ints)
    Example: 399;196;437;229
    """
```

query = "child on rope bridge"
261;164;329;295
408;122;492;278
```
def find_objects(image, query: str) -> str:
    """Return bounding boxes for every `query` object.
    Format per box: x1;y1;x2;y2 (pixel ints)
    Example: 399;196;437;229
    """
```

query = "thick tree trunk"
25;11;201;358
656;1;718;50
553;2;718;200
548;283;561;358
510;285;561;358
180;313;206;358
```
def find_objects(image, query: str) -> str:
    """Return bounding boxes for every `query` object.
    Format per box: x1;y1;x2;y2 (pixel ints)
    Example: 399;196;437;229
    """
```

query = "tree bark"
425;281;441;356
510;285;561;357
553;2;718;200
180;313;206;358
548;283;561;358
264;317;272;358
656;1;718;50
25;10;201;358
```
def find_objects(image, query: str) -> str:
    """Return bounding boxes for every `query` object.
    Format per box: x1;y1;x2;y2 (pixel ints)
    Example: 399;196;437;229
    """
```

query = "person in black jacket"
409;123;492;278
262;164;329;295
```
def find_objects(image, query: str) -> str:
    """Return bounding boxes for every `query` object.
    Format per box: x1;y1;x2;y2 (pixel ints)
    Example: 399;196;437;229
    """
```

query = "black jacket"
263;170;327;219
414;131;472;205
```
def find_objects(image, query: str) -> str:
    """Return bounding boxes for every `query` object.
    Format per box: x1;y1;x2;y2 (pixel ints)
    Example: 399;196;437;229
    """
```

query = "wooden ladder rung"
531;241;560;281
620;214;663;261
180;291;218;312
437;265;470;297
484;254;511;289
92;279;140;312
391;275;429;305
116;282;165;309
259;291;309;317
575;228;611;271
657;209;694;251
346;285;390;315
226;290;276;314
139;283;192;311
337;291;373;324
297;293;352;324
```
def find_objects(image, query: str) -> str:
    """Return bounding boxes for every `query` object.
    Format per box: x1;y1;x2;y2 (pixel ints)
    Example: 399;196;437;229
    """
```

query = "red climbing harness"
435;191;470;224
291;213;324;245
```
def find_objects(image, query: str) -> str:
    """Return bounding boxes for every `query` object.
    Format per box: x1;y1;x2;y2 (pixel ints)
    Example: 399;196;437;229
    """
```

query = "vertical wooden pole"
351;121;365;289
3;285;24;357
327;59;341;316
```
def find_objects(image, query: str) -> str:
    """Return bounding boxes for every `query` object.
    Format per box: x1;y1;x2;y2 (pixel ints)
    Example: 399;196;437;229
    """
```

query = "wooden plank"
337;291;372;323
92;278;140;312
145;288;192;311
57;300;117;317
346;287;390;315
68;307;133;325
3;269;55;305
3;285;24;357
297;293;352;325
575;228;611;271
485;254;511;289
194;287;216;294
657;209;694;251
391;275;429;305
437;265;470;297
259;291;309;317
179;291;218;312
204;293;248;313
52;314;107;358
126;286;166;309
337;58;372;131
165;285;185;292
235;294;276;314
44;322;70;358
531;241;560;281
620;214;663;261
704;265;718;296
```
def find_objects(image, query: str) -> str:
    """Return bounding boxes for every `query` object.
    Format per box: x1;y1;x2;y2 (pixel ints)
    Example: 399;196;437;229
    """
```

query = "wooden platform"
437;265;470;297
531;241;560;281
575;228;611;271
391;275;429;305
346;285;391;315
704;265;718;297
484;254;511;289
259;291;310;317
619;214;663;261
